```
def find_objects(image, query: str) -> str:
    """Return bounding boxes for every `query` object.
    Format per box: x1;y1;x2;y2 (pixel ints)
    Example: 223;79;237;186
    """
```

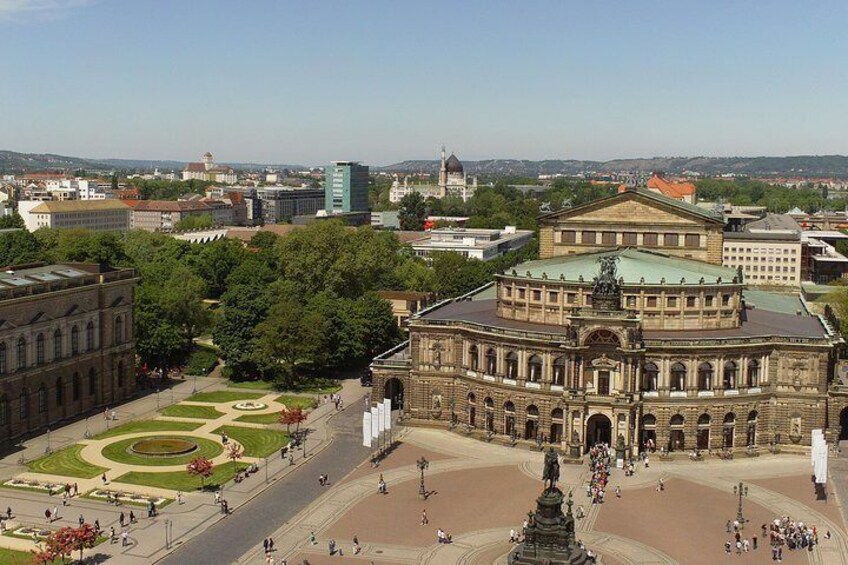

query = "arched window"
117;361;125;388
484;396;494;409
584;330;621;346
0;395;7;425
86;321;95;351
53;329;62;360
723;412;736;448
467;392;476;404
72;372;81;401
697;413;711;450
484;397;494;431
38;385;47;413
16;337;27;370
469;345;479;371
71;326;80;355
552;408;564;420
552;357;566;386
527;355;543;383
723;361;737;390
670;414;684;426
698;363;713;391
55;377;64;406
504;401;516;435
114;316;124;345
504;401;515;413
505;351;518;379
467;392;476;427
698;413;711;426
642;414;657;427
747;411;758;446
0;342;6;374
747;360;760;387
527;404;539;417
36;334;45;365
670;363;686;391
19;389;28;420
485;348;497;375
88;368;96;396
642;362;659;392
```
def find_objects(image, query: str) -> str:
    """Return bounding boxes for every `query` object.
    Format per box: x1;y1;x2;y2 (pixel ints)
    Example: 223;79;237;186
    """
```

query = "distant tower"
438;145;447;192
203;152;214;170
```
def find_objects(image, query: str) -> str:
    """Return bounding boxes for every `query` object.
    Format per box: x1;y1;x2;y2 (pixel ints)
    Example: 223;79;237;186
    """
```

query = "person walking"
421;509;429;526
119;512;125;527
45;508;51;523
263;539;269;554
753;535;758;550
52;506;58;522
268;538;274;552
109;526;116;544
121;530;129;547
176;491;183;505
129;510;136;524
101;473;107;485
78;513;84;526
615;485;621;498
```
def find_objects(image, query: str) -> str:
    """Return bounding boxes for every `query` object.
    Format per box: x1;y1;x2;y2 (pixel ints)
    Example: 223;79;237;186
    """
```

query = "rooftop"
506;248;738;285
29;200;130;214
744;213;800;232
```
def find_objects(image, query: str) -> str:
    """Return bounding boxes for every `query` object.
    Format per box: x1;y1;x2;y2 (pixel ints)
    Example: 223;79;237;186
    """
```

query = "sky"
1;0;848;166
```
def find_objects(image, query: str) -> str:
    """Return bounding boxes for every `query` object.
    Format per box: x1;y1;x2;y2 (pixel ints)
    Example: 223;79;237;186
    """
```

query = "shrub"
185;348;218;376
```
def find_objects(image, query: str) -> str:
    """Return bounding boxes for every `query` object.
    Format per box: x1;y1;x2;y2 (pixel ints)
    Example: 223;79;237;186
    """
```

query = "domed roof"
445;153;463;174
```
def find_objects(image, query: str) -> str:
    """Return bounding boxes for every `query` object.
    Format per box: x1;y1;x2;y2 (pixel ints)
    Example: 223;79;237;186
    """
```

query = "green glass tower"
324;161;369;213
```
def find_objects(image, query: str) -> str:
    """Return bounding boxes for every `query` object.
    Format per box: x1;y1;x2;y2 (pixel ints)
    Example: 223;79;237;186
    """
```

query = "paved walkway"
242;426;848;565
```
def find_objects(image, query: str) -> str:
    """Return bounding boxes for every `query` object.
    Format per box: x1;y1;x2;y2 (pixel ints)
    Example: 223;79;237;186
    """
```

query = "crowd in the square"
586;443;611;505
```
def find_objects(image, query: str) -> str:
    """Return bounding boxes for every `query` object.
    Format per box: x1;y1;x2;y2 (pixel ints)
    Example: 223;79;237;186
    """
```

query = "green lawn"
234;412;282;425
114;462;249;491
226;379;275;391
101;435;223;467
94;419;202;440
28;445;108;479
284;377;341;394
186;391;264;403
274;394;317;411
213;425;290;458
0;546;47;564
160;404;225;420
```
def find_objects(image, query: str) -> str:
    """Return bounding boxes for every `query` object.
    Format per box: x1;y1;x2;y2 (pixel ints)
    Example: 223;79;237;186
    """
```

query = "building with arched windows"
372;189;848;455
0;263;137;446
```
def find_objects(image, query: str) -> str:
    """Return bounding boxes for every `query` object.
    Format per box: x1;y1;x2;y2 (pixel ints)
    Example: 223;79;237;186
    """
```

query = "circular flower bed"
233;401;268;411
101;435;223;466
131;438;198;457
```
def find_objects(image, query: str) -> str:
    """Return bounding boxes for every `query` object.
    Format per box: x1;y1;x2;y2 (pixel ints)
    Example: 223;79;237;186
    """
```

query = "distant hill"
0;150;304;173
381;155;848;178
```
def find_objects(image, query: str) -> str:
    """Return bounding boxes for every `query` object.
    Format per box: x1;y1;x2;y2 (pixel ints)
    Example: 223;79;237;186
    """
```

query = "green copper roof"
507;248;738;285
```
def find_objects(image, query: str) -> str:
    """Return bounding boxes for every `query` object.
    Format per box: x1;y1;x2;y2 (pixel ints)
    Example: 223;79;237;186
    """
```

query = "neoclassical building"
372;189;848;455
0;263;137;446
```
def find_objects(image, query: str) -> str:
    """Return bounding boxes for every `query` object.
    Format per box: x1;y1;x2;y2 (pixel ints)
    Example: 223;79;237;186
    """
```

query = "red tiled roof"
134;200;212;212
646;174;696;199
184;163;207;172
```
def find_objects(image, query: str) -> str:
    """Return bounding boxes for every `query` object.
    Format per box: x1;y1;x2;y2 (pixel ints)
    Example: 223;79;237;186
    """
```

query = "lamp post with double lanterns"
733;482;748;528
417;456;429;500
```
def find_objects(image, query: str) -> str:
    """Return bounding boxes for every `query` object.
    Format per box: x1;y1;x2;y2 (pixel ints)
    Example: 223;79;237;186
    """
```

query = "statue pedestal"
508;488;592;565
568;443;582;459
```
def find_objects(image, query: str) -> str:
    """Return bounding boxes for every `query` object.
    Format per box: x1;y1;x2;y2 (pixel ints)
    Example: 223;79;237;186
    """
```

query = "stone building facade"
372;193;848;456
0;263;137;446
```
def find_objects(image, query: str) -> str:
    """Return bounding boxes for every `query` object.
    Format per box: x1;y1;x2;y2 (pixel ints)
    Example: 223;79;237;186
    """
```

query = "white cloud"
0;0;93;21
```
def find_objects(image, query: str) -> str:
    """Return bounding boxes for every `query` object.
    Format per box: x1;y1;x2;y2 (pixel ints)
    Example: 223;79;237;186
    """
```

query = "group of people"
324;393;344;411
765;517;823;557
586;443;611;505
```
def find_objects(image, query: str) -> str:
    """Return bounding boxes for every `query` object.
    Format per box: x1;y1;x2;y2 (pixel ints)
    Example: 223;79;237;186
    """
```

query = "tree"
31;547;55;565
279;407;307;434
111;174;119;191
44;526;75;564
0;229;43;267
69;523;97;562
0;212;24;229
175;213;216;231
190;237;246;298
226;442;243;475
398;192;427;230
187;456;214;489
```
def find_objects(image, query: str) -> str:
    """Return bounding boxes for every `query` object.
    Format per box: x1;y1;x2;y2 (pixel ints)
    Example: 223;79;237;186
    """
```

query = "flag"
383;398;392;430
362;412;372;448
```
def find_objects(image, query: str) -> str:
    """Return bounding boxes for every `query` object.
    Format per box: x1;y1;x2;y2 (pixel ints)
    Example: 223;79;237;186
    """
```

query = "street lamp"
45;428;51;455
192;373;198;395
84;417;90;439
164;518;172;549
156;388;160;410
264;457;268;484
302;436;308;459
417;456;429;500
733;482;748;528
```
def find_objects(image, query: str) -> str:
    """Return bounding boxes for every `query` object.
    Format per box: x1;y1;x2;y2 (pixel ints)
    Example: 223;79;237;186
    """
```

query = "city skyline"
2;0;848;165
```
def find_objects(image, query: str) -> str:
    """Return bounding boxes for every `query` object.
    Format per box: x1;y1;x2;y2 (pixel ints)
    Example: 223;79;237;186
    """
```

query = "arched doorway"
550;408;564;444
640;414;657;451
504;401;516;436
696;414;711;450
525;405;539;440
586;413;612;449
840;407;848;441
669;414;685;451
384;378;404;410
722;413;736;449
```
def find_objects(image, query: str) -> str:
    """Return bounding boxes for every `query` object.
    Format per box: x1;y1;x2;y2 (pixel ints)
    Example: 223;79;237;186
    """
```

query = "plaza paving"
240;427;848;565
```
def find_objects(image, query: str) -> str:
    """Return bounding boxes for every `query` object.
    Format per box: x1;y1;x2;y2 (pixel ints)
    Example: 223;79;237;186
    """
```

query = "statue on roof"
539;201;552;213
592;255;620;297
561;198;573;210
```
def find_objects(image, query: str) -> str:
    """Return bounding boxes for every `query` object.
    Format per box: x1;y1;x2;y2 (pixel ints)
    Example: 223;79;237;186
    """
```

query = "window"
527;355;543;382
567;293;576;304
532;290;541;301
34;333;45;365
88;368;96;396
685;234;700;248
19;390;28;420
667;297;677;307
622;232;637;246
561;230;576;243
704;295;714;307
698;363;713;391
38;386;47;414
686;296;696;308
671;363;687;391
602;232;616;245
505;351;518;379
553;357;566;386
0;396;7;425
746;360;760;387
114;316;124;345
53;329;62;359
86;321;95;351
485;349;497;375
0;342;6;374
16;337;26;370
646;296;657;308
723;361;737;389
55;377;63;406
548;292;558;303
626;296;637;307
469;345;479;371
663;233;679;247
642;362;659;391
581;231;596;244
72;373;80;402
722;294;731;306
518;289;526;299
71;326;80;355
504;287;512;298
643;233;658;247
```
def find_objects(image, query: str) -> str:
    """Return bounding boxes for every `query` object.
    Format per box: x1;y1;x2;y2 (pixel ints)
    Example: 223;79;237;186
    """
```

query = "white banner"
377;402;386;433
383;398;392;430
371;407;379;439
362;412;372;448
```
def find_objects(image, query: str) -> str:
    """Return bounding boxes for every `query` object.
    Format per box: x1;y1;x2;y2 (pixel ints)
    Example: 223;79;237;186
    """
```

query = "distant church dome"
445;153;464;174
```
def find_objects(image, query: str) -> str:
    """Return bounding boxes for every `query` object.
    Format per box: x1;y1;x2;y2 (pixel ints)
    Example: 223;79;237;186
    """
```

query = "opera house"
372;187;848;456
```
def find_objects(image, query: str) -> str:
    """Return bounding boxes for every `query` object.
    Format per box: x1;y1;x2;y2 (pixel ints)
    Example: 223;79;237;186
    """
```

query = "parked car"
360;369;373;387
